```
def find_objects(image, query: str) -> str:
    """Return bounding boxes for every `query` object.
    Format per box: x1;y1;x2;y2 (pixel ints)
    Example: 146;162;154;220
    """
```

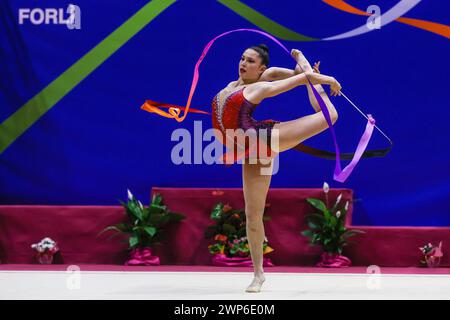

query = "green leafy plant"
301;182;365;255
204;202;273;257
100;190;185;249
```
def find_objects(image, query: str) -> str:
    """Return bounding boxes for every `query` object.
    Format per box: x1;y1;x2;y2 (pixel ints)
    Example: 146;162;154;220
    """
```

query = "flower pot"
425;256;441;268
316;252;351;268
211;253;274;267
37;252;54;264
125;247;160;266
237;250;250;257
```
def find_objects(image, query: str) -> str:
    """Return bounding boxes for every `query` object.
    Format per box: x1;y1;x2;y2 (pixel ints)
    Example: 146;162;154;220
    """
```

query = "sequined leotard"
211;86;280;164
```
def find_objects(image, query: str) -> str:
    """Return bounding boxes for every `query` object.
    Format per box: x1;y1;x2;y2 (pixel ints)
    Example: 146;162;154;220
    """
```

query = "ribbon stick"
141;28;393;182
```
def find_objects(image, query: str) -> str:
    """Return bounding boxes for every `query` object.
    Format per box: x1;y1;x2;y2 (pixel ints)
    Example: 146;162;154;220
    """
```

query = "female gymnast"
211;44;341;293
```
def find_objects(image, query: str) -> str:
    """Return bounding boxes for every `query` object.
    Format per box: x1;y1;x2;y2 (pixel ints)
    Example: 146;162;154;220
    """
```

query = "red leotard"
211;86;280;164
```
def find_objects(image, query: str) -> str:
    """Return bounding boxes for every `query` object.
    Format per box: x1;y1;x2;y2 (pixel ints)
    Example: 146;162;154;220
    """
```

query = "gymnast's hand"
312;61;320;73
330;77;342;96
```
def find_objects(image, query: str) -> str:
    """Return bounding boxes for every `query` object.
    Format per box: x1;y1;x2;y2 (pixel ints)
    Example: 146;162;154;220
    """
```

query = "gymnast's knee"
245;208;263;226
318;104;338;125
320;109;338;125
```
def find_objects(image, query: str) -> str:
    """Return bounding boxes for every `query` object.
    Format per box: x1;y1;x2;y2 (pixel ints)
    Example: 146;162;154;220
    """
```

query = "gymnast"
211;44;341;293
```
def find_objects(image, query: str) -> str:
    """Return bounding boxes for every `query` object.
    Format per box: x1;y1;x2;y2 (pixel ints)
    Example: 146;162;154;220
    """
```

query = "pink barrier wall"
0;206;129;264
0;187;448;266
149;187;353;266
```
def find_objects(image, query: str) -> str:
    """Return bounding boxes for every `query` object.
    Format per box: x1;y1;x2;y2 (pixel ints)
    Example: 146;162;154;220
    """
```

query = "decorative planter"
31;238;59;264
37;252;54;264
425;256;441;268
316;252;352;268
125;247;160;266
212;253;274;267
420;241;443;267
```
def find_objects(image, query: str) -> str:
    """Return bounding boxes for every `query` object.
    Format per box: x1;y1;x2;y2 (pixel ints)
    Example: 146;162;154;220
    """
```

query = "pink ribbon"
125;247;160;266
316;252;352;267
196;29;376;182
143;28;378;182
212;253;274;267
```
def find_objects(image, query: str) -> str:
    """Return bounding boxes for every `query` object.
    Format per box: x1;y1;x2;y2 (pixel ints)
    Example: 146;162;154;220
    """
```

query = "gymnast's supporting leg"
242;160;273;292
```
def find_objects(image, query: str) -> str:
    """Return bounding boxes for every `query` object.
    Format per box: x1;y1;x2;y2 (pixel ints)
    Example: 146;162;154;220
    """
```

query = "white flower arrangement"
31;237;59;254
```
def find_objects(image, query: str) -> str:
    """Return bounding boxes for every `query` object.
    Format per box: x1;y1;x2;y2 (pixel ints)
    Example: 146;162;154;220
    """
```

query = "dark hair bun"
257;44;269;53
249;43;270;66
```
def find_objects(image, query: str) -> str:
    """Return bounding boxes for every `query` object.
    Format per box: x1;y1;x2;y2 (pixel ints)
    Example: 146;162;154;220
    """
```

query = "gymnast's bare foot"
291;49;320;74
245;273;266;293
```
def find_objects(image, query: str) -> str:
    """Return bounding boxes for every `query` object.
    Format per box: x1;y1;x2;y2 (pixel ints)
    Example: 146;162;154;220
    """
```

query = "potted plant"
100;189;185;265
204;202;274;267
31;237;59;264
301;182;365;267
419;241;443;267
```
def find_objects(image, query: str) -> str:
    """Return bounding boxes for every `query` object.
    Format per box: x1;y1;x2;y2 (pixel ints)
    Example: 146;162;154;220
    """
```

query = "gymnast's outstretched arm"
259;67;296;81
259;64;308;81
246;72;341;105
261;51;330;113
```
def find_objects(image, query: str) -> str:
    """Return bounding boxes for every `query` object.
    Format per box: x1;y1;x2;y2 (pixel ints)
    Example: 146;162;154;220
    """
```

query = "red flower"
214;234;228;242
231;213;240;220
222;204;232;213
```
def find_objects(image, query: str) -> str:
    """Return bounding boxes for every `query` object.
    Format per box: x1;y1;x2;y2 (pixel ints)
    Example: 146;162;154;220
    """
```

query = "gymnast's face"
239;49;267;81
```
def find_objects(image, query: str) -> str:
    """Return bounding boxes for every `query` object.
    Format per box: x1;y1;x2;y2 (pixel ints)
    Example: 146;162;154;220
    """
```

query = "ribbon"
316;252;352;267
125;247;160;266
141;99;210;117
212;253;274;267
141;28;393;182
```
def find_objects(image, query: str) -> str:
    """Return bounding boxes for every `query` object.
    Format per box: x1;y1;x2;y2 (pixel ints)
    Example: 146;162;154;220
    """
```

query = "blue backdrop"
1;0;449;226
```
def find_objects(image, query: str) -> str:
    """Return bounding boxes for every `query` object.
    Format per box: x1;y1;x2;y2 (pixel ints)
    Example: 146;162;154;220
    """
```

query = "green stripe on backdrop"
0;0;176;154
217;0;317;41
